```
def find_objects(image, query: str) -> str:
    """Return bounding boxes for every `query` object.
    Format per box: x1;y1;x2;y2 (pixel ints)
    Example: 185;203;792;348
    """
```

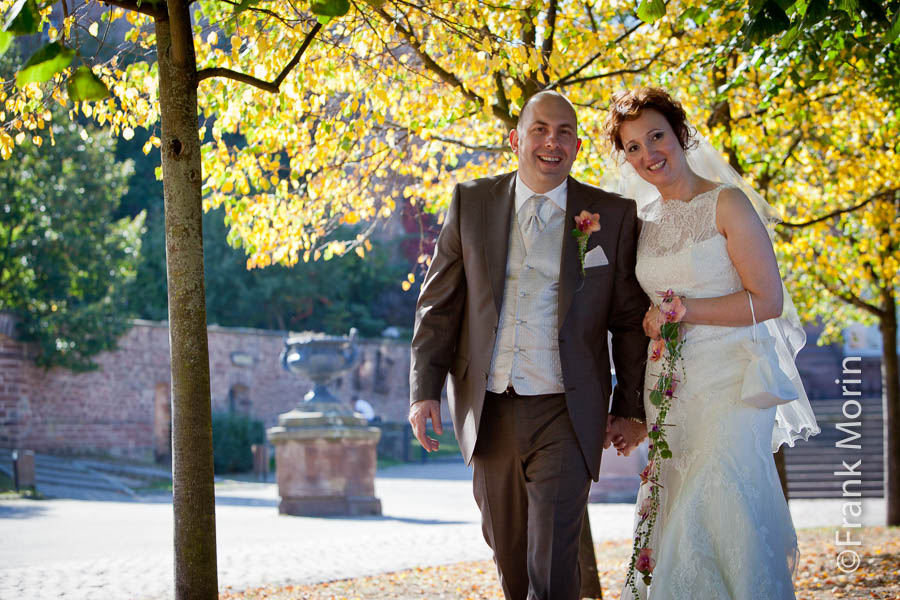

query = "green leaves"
0;109;140;371
0;32;12;56
67;65;109;101
802;0;830;26
660;322;679;339
3;0;40;36
232;0;261;15
888;7;900;43
636;0;666;23
15;41;73;86
744;0;791;46
12;42;108;100
310;0;350;24
1;0;40;57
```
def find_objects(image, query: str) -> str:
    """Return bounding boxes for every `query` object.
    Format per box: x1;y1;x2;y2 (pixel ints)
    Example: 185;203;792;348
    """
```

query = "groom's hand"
605;415;647;457
409;399;443;452
604;414;619;450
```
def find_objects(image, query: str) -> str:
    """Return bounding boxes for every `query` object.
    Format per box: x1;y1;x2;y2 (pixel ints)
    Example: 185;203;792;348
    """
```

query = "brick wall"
0;318;886;461
0;321;411;460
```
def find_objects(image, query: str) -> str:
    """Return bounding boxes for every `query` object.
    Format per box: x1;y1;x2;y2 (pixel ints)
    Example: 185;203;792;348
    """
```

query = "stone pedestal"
268;401;382;517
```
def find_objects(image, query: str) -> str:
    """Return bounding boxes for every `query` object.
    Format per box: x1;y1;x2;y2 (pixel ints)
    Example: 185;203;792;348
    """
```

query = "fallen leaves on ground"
220;527;899;600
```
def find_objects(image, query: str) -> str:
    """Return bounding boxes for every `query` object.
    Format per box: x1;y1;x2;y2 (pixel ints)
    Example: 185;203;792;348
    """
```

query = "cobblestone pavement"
0;461;887;600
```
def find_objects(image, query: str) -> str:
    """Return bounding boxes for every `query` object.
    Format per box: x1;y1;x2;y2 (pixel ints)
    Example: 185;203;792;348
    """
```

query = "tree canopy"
0;70;141;370
119;130;415;336
1;0;898;539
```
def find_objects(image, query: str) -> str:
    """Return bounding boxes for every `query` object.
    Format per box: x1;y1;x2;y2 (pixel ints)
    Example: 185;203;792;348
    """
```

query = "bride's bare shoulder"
714;186;759;235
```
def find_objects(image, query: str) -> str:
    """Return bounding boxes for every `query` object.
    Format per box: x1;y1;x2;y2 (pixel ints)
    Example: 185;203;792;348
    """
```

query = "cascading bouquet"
625;289;686;594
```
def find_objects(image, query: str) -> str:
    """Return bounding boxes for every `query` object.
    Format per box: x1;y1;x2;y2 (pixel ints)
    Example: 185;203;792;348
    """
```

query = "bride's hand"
643;305;661;339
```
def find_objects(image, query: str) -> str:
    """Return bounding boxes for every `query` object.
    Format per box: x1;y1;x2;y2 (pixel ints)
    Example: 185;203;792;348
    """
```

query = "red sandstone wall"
0;318;877;460
0;321;411;459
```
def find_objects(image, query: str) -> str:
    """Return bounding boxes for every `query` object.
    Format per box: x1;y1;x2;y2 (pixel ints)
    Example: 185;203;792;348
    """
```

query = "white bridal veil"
601;134;821;451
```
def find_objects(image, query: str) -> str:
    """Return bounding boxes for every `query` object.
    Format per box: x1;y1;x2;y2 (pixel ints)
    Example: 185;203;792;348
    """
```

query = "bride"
602;87;820;599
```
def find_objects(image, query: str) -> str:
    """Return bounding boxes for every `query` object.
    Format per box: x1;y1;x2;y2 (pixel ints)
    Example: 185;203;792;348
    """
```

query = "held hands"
643;305;662;339
643;293;688;340
409;399;443;452
604;414;647;457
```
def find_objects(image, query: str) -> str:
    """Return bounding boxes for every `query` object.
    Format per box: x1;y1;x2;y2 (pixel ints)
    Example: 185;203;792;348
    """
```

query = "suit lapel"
558;176;588;330
484;173;516;315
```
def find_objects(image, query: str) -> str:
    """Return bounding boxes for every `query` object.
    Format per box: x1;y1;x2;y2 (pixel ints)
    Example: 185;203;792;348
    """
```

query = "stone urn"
267;329;382;516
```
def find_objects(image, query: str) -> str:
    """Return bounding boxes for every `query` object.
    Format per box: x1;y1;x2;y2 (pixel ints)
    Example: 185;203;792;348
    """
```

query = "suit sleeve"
608;199;650;420
409;184;467;405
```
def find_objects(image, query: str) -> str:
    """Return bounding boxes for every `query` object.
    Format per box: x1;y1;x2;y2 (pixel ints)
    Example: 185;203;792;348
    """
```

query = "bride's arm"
680;187;783;326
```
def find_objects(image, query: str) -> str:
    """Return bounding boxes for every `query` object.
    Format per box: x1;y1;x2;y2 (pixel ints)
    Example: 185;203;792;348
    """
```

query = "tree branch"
582;1;599;32
778;188;899;229
61;0;69;42
539;0;558;83
494;71;510;116
801;237;887;318
196;22;322;92
552;21;643;87
99;0;166;19
558;60;664;87
216;0;302;27
428;134;508;153
818;275;886;318
374;5;515;128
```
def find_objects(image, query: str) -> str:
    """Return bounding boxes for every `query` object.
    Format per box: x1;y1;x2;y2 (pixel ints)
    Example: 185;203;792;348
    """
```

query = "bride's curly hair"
603;87;697;152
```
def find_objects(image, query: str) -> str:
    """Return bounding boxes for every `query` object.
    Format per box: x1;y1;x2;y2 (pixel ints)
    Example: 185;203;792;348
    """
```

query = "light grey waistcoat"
486;204;565;395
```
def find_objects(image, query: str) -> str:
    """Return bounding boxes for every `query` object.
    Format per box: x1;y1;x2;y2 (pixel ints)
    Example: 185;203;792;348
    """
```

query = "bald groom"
409;91;650;600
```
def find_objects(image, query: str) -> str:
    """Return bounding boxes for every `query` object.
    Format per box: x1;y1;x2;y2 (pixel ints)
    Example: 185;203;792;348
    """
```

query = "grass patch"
409;428;461;461
0;470;42;499
134;479;173;494
377;456;405;470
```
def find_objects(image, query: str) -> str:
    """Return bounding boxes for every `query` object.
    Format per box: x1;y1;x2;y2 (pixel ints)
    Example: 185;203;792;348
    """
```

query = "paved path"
0;461;887;600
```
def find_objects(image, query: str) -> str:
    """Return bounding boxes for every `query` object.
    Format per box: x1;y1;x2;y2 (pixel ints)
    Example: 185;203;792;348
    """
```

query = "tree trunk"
155;3;218;598
881;295;898;526
579;509;602;599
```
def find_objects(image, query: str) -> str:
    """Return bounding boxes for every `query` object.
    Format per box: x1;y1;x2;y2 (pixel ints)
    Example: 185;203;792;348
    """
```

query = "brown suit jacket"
410;172;650;479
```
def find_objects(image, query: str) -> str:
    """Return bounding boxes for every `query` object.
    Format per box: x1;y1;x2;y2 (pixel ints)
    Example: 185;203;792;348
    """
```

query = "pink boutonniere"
572;210;601;275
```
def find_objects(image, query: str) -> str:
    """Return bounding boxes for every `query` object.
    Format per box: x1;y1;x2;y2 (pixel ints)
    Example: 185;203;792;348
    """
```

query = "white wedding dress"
623;185;798;600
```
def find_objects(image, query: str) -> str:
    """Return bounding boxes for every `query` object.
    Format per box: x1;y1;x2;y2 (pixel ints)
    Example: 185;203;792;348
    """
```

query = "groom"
409;91;649;600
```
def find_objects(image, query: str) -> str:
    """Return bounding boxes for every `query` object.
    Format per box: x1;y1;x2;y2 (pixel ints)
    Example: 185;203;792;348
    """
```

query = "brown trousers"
473;391;592;600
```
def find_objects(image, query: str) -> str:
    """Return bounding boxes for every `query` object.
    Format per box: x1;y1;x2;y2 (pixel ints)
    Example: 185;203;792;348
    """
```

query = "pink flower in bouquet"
649;338;665;362
636;547;655;574
639;461;654;485
658;291;686;324
665;378;677;398
574;210;601;234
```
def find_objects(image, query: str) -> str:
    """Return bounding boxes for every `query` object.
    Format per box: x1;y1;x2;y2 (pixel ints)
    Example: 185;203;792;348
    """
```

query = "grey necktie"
520;194;548;253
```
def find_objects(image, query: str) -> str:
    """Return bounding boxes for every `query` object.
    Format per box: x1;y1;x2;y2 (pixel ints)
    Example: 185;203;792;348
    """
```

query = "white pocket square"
583;245;609;268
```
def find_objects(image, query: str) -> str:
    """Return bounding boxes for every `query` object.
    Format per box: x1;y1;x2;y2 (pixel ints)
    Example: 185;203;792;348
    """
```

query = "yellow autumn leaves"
0;0;896;329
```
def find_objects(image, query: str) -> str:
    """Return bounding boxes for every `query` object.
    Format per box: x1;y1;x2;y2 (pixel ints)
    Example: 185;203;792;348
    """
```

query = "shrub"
211;411;265;474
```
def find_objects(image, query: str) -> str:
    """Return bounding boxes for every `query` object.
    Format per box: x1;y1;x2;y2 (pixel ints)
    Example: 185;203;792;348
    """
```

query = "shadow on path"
0;502;49;519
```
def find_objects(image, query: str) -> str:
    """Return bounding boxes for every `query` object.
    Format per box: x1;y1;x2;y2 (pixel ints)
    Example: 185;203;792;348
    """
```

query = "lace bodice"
636;185;745;346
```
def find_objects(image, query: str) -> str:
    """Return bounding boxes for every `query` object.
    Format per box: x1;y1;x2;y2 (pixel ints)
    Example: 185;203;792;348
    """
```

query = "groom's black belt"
497;386;562;399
